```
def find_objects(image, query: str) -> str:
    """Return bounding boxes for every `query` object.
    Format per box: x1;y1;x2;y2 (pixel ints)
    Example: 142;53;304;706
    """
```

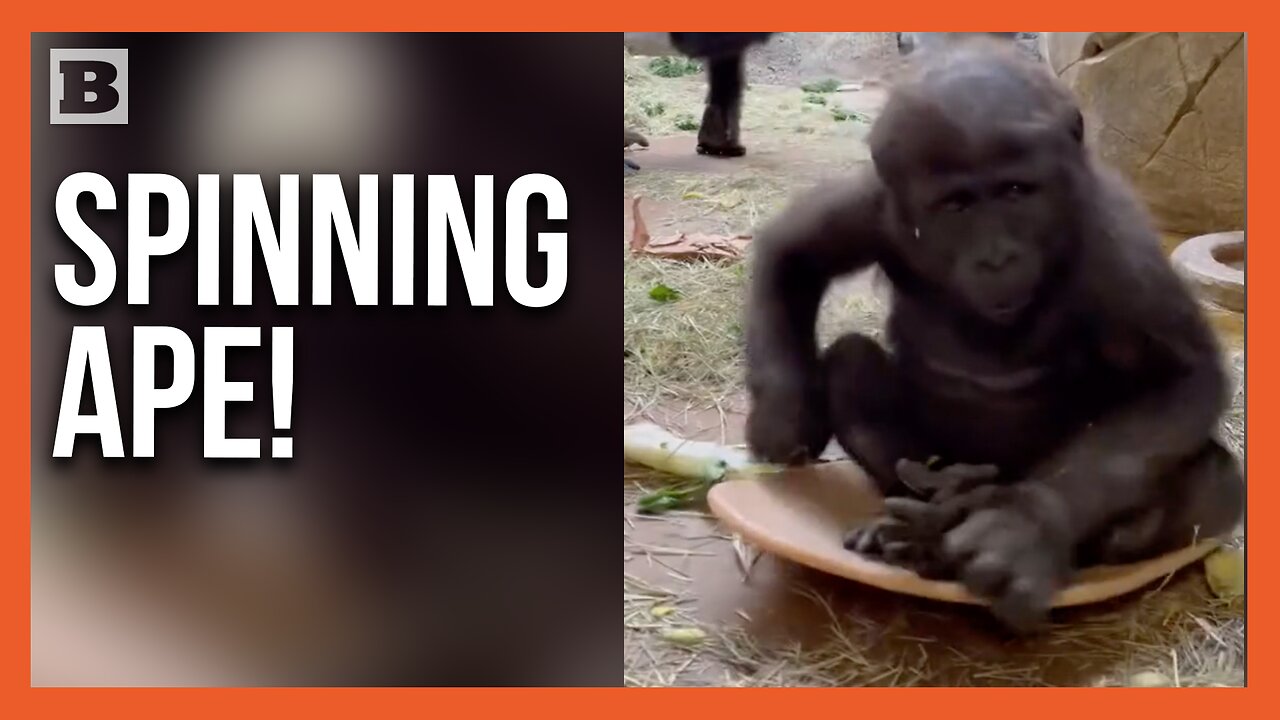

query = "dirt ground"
622;46;1245;687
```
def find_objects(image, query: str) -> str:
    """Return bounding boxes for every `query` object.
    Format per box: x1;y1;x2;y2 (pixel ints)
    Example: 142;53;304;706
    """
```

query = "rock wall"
746;32;900;85
1041;32;1245;235
622;32;902;85
901;32;1041;59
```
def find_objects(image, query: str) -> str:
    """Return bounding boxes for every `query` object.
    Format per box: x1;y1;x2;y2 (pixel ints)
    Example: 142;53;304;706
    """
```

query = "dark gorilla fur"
744;39;1243;632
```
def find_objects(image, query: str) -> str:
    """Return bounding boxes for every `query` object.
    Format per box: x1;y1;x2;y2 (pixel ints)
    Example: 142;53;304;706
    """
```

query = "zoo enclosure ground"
622;43;1244;687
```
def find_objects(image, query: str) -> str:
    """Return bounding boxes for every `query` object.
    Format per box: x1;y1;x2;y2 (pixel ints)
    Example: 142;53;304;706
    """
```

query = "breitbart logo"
50;49;128;125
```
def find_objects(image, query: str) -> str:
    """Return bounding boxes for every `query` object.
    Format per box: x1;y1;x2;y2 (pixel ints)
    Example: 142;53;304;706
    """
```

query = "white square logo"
50;48;128;125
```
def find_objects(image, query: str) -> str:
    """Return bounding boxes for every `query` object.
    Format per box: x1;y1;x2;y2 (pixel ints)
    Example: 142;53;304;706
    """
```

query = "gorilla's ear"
867;99;922;196
868;130;908;197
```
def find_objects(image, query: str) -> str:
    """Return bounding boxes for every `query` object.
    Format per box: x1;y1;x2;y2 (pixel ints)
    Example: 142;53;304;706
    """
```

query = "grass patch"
801;78;842;93
624;255;750;410
650;56;702;78
624;51;873;150
673;114;700;132
804;94;828;106
623;43;1244;690
830;108;871;123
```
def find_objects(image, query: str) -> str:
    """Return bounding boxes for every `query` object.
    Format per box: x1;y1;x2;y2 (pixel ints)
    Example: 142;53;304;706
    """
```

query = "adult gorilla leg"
697;53;747;157
667;32;772;158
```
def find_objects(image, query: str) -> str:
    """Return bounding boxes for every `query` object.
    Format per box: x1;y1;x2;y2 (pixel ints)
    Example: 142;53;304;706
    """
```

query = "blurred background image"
32;33;621;687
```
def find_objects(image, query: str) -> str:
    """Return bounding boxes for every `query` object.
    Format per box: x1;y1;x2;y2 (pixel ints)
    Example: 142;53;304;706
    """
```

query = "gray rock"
623;32;677;57
1043;32;1245;235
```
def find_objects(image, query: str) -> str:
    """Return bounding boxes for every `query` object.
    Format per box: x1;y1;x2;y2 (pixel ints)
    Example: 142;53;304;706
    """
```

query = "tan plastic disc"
707;461;1219;607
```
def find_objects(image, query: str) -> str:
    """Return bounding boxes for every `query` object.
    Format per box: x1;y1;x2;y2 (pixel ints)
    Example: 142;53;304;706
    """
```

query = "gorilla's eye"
937;191;976;213
998;182;1037;200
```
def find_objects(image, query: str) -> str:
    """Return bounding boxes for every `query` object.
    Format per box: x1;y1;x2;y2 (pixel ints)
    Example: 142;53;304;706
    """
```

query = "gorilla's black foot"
696;142;746;158
696;103;746;158
624;158;640;176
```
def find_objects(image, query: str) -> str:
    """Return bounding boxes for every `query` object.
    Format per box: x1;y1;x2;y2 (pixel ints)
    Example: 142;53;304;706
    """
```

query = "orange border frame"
1;6;1265;710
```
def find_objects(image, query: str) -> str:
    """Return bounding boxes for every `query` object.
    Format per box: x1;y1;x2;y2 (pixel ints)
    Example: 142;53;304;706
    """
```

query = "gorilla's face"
869;45;1086;326
900;147;1077;325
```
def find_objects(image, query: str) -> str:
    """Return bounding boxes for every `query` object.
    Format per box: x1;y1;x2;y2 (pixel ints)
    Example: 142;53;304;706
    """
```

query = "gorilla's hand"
895;459;1000;501
844;460;1003;578
746;376;830;465
843;514;950;577
943;485;1073;633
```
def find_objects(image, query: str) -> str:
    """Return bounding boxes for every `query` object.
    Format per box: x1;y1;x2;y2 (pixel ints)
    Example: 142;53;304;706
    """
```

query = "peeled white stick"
623;422;778;481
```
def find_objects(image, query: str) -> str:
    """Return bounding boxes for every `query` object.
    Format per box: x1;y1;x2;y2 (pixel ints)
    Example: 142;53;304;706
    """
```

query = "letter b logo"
50;49;128;124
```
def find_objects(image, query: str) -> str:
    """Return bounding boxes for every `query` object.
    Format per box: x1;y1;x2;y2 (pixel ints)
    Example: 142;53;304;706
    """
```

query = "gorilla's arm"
745;171;892;463
1029;168;1229;545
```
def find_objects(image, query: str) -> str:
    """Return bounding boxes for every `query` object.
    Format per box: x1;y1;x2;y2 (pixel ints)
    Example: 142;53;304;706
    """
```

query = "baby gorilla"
744;39;1243;632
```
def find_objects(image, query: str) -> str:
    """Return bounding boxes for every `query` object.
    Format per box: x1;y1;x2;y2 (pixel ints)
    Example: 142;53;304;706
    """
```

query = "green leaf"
648;57;701;78
637;493;681;513
649;284;682;303
635;476;722;515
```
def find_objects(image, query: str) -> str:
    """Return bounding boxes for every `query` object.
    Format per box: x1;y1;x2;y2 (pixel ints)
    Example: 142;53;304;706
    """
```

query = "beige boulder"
1040;32;1244;235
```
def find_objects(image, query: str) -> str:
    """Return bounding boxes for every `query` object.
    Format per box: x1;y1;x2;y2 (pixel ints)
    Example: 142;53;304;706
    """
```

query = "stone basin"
1171;231;1245;312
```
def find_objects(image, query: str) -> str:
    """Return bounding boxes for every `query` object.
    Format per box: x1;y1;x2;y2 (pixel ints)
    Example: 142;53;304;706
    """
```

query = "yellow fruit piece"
1204;547;1244;599
660;627;707;646
1130;671;1172;687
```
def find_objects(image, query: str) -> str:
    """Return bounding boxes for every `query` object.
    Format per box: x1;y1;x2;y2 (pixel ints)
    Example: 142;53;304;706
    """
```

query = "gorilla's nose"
978;241;1019;272
979;253;1016;272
